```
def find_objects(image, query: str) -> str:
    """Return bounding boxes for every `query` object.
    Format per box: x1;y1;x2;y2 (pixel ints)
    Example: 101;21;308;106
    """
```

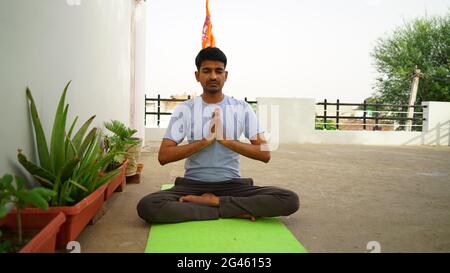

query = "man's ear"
195;71;200;82
224;71;228;81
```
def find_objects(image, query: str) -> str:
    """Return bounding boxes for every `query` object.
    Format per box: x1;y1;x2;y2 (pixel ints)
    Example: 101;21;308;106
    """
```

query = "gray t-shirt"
163;95;264;182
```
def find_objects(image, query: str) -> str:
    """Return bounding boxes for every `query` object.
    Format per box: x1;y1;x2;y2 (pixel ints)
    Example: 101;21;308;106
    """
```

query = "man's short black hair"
195;47;227;71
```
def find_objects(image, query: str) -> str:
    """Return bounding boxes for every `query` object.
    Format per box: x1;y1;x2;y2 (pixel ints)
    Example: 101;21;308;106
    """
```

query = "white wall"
422;101;450;146
263;98;449;146
310;130;424;145
257;97;315;144
145;128;167;142
0;0;133;176
130;0;146;143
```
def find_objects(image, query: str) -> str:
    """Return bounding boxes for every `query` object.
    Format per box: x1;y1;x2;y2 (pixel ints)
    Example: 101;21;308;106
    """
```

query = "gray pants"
137;177;300;223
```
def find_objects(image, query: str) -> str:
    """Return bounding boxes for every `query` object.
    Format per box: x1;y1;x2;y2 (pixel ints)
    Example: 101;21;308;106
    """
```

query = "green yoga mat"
144;184;307;253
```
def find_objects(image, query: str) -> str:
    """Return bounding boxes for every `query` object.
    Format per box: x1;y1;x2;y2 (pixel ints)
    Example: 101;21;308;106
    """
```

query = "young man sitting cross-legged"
137;47;299;223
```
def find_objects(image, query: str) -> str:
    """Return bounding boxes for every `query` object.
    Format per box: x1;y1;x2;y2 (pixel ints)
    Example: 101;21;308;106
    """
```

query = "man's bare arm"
158;138;214;165
218;133;271;163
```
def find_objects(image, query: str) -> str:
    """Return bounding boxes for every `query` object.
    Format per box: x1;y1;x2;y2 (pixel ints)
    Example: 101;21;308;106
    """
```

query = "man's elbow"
261;152;271;163
158;154;168;166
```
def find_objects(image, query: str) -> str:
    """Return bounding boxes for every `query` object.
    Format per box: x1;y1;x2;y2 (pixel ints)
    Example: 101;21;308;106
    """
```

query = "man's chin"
205;88;221;94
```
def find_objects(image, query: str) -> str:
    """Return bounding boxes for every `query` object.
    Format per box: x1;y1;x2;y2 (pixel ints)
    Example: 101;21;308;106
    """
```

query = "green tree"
372;12;450;104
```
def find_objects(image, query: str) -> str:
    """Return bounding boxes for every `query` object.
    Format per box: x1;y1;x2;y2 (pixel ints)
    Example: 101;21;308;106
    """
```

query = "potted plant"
16;81;119;248
103;120;142;184
125;136;143;181
105;120;143;181
0;174;65;253
101;120;137;199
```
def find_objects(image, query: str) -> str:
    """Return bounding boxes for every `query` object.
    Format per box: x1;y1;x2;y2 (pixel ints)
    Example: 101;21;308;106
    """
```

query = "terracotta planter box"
21;183;107;249
136;163;143;173
105;159;129;200
0;212;66;253
126;163;143;184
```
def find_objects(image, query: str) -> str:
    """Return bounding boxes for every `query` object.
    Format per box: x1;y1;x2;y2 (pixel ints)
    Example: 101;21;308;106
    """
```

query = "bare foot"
179;193;220;207
237;213;256;222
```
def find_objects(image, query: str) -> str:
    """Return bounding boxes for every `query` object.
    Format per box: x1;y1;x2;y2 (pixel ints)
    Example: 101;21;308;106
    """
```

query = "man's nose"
209;71;217;80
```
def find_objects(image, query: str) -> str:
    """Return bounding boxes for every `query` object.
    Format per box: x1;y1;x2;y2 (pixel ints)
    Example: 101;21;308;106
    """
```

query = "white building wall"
0;0;134;175
130;1;146;143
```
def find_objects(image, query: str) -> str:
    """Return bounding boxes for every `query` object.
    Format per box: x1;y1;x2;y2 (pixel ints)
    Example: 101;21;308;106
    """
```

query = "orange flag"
201;0;216;48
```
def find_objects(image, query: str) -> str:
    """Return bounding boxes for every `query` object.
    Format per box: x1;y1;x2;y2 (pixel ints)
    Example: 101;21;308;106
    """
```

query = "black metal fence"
315;99;427;131
145;94;257;127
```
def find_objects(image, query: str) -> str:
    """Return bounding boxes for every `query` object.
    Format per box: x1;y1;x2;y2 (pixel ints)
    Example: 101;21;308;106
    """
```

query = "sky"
145;0;449;102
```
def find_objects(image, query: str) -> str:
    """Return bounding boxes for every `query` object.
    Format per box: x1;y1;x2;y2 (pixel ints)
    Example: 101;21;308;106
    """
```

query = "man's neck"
201;91;225;104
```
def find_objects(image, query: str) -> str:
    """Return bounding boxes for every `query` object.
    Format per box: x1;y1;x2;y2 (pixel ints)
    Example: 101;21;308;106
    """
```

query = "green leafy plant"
315;118;337;130
103;120;139;171
69;132;120;203
0;174;55;252
17;81;118;206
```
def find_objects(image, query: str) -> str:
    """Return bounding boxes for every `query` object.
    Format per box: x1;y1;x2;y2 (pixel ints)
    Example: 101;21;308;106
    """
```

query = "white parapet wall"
145;128;168;142
421;101;450;146
310;130;424;145
256;97;316;144
144;98;450;146
256;98;450;146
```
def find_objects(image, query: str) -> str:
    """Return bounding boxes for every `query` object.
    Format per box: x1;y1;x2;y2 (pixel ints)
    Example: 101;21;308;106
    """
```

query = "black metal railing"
316;99;427;131
145;94;257;127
